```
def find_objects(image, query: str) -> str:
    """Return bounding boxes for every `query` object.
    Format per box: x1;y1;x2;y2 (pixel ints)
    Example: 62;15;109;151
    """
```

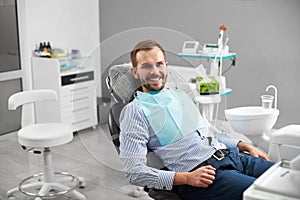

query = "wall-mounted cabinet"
31;56;98;132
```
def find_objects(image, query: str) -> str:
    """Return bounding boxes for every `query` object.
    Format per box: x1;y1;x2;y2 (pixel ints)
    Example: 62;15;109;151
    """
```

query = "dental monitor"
182;41;199;54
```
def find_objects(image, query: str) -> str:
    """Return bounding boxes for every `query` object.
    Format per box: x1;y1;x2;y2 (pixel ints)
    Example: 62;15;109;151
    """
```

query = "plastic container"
68;49;81;68
261;95;274;109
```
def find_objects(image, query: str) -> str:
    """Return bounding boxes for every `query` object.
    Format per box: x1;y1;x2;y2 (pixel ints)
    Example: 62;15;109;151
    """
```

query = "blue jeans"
178;148;274;200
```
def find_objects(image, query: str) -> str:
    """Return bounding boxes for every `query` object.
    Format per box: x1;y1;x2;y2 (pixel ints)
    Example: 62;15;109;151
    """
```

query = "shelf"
188;82;231;104
194;89;232;104
178;52;236;60
54;56;94;76
220;88;232;96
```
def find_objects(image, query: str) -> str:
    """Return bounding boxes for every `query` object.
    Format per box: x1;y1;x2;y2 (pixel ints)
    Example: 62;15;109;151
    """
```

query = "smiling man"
130;41;168;92
119;40;274;200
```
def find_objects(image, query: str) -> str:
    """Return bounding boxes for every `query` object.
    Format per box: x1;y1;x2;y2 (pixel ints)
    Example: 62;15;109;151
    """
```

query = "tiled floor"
0;124;153;200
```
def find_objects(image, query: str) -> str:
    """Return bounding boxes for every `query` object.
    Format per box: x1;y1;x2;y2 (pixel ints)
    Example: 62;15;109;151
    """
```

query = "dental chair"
106;63;186;200
7;89;86;200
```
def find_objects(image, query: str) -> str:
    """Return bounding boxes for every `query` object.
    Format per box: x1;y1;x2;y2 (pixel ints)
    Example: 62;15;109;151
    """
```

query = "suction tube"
266;85;278;109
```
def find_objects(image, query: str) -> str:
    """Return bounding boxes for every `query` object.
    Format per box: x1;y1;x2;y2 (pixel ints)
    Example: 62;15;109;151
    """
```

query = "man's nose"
150;65;160;75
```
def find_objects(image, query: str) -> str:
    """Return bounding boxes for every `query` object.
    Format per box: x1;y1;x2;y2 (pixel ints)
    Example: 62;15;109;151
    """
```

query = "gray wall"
99;0;300;128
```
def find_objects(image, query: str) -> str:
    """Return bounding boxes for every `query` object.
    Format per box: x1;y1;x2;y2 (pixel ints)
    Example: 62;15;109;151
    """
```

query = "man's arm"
212;127;271;161
214;130;271;161
119;102;175;190
237;141;271;161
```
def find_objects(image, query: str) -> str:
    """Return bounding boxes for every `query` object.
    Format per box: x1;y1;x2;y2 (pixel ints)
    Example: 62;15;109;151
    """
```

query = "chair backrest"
8;89;57;127
108;102;125;148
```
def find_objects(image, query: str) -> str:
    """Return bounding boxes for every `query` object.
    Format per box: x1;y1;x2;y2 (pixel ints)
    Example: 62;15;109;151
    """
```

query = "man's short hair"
130;40;166;68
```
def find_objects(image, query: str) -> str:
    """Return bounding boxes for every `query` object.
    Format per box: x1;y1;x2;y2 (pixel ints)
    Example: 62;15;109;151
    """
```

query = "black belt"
190;149;230;172
207;149;230;162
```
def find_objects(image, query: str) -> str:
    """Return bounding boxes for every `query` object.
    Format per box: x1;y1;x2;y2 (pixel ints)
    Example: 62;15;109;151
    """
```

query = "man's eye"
142;64;152;69
156;62;163;67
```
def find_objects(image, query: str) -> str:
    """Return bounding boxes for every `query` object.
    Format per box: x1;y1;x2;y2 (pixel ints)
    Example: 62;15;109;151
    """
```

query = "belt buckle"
212;150;225;161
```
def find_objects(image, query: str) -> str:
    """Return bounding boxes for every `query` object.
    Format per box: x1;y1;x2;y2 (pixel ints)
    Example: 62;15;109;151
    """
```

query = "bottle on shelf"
43;42;48;52
67;49;81;69
46;42;52;53
39;42;43;52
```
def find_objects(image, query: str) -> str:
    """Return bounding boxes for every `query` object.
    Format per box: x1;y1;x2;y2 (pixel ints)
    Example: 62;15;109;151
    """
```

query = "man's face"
131;47;168;92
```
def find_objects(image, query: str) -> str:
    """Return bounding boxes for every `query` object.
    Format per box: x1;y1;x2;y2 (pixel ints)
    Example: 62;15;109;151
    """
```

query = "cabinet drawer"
62;108;97;131
62;101;94;118
61;92;94;106
61;71;94;86
61;81;94;97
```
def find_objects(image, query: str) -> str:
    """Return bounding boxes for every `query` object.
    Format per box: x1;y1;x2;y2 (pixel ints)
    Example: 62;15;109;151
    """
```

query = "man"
119;40;273;200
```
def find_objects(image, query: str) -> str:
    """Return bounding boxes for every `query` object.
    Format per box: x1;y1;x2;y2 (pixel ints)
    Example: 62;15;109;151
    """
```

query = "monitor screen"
185;43;195;48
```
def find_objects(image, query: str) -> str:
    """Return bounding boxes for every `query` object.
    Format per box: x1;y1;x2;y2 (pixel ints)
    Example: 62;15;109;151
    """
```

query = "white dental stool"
7;89;86;200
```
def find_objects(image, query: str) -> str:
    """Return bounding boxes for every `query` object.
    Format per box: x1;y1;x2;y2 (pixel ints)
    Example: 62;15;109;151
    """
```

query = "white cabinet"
31;57;98;132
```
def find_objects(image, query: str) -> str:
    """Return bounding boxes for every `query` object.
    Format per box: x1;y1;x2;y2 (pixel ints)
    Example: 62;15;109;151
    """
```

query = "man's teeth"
150;77;161;81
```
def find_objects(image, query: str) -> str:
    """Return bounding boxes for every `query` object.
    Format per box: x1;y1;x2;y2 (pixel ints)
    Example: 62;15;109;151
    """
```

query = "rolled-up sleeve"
119;102;175;190
214;130;239;149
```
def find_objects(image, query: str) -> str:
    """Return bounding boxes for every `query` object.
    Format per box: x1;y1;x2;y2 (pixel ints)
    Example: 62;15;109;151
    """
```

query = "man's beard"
141;74;167;91
142;83;164;91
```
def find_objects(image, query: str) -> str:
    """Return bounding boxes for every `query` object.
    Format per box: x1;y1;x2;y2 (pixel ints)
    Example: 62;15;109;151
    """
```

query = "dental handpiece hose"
218;25;227;47
215;25;227;76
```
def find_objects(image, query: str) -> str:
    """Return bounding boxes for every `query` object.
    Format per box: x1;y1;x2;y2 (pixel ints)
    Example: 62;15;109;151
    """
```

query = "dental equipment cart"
243;155;300;200
178;52;236;122
179;26;236;122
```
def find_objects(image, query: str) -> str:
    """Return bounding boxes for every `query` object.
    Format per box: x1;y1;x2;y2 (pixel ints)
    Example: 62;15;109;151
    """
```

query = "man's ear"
131;67;138;79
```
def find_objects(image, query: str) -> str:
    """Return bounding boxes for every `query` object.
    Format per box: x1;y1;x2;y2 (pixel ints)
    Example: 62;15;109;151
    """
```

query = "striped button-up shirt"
119;91;239;190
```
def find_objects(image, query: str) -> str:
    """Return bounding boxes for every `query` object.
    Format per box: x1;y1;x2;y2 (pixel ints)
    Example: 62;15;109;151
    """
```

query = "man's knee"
213;170;255;199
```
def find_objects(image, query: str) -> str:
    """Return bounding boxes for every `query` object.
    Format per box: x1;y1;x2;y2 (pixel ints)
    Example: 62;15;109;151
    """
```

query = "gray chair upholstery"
108;63;140;103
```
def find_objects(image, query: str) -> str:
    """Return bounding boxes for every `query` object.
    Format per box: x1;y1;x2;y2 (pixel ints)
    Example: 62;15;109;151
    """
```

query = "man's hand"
174;165;216;188
238;141;271;161
187;165;216;188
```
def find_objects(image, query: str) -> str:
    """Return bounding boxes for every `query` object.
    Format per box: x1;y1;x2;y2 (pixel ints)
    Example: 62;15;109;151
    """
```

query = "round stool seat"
18;123;73;148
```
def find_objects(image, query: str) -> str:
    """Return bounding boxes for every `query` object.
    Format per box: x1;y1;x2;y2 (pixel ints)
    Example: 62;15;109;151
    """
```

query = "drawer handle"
70;86;89;92
73;106;90;113
71;96;89;102
72;118;90;125
70;76;90;82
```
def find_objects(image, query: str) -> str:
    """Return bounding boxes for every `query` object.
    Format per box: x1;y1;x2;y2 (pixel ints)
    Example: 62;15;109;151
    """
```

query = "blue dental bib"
135;89;206;146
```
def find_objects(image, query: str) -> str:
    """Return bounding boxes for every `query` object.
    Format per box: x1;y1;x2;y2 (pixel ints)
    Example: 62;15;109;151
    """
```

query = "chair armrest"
271;125;300;147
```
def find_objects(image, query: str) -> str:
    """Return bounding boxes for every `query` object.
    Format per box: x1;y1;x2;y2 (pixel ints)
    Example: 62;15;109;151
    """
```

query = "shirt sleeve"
119;102;175;190
213;127;240;149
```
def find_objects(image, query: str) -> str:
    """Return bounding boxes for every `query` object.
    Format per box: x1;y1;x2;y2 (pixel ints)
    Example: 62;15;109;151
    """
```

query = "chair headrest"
108;63;141;103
